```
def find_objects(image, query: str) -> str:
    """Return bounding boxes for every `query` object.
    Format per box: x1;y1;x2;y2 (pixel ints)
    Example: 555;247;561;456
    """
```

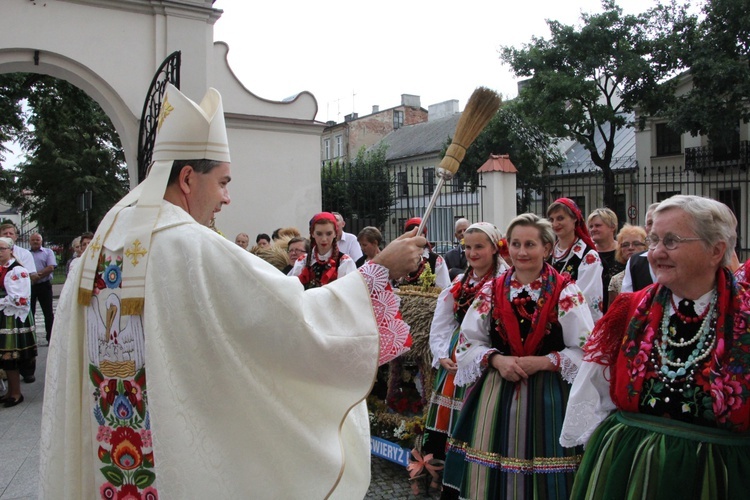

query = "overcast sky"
212;0;664;123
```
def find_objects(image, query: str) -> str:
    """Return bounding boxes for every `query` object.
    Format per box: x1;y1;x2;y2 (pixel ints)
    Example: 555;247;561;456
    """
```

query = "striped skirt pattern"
443;369;582;499
571;411;750;500
423;328;467;459
0;313;37;370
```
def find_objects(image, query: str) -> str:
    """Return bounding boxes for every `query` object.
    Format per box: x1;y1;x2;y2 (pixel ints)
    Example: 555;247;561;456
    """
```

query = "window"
655;123;681;156
423;167;435;195
334;135;343;157
323;138;331;160
570;196;586;216
396;171;408;197
657;190;680;202
393;110;404;130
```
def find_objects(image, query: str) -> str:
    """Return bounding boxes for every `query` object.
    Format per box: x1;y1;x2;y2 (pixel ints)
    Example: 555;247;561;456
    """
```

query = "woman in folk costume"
547;197;603;322
399;217;451;289
422;223;509;461
0;237;36;407
561;195;750;499
41;85;422;499
288;212;356;288
442;213;594;499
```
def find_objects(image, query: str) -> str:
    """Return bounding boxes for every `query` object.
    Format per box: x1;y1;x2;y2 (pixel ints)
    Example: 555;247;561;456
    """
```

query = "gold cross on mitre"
156;95;174;133
125;239;148;266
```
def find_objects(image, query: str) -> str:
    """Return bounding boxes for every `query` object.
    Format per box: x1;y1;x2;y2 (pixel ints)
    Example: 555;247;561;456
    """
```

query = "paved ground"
0;285;436;499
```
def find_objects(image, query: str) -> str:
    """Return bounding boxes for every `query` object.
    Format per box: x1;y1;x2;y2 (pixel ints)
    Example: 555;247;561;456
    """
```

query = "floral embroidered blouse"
552;237;603;323
453;272;594;387
0;259;31;321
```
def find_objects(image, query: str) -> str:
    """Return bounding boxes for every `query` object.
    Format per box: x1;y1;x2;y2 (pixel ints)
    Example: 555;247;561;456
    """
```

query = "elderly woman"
561;195;750;499
547;198;603;322
422;222;509;462
442;214;594;499
607;224;648;304
0;237;36;407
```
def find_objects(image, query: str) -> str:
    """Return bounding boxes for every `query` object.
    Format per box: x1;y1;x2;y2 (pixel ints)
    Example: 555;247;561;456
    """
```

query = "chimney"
428;100;459;120
372;105;380;114
401;94;421;108
344;112;358;122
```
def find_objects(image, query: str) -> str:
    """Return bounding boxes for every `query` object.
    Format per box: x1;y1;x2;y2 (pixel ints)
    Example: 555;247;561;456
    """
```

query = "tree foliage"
500;0;680;208
321;143;393;230
0;74;128;241
648;0;750;151
445;102;563;212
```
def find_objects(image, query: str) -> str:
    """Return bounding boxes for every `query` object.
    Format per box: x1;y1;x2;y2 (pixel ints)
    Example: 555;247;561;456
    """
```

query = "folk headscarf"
78;84;230;314
553;197;596;250
298;212;341;287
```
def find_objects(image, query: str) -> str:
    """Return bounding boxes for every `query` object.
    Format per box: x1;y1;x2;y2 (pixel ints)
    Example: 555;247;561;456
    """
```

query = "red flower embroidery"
559;296;574;312
116;484;141;500
585;253;597;264
712;375;744;422
109;427;143;471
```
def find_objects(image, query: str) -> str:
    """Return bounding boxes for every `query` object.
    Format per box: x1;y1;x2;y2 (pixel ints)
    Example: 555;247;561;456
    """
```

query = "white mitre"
78;84;230;314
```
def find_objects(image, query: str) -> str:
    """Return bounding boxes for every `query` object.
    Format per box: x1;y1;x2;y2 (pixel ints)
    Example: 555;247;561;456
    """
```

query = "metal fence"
519;164;750;261
321;162;485;250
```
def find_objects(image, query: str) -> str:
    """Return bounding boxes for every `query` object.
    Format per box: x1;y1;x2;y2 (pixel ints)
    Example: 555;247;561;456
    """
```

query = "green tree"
649;0;750;153
2;74;128;241
455;102;563;212
321;144;393;230
348;144;393;229
500;0;679;208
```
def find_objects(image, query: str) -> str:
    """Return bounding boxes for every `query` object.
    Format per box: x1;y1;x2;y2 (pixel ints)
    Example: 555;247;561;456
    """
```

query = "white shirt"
337;231;363;262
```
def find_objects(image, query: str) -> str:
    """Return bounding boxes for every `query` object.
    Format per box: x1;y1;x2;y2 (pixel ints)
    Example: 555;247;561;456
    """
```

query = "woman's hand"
439;358;458;373
490;354;528;382
516;355;555;376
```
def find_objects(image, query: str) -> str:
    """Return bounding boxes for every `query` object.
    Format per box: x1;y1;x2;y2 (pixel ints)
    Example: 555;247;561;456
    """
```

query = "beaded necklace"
669;295;710;324
651;290;718;402
452;271;491;312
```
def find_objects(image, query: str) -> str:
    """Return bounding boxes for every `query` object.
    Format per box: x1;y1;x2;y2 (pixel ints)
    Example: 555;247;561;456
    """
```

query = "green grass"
52;273;67;285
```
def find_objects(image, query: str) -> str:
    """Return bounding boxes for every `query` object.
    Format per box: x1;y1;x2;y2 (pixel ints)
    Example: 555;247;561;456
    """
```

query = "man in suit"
621;202;659;292
443;218;470;280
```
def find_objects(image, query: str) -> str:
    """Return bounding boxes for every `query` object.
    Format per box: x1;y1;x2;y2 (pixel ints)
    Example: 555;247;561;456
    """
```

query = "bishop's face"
186;162;232;226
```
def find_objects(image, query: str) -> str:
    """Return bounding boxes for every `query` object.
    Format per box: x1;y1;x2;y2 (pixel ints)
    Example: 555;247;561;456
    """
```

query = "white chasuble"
41;202;408;499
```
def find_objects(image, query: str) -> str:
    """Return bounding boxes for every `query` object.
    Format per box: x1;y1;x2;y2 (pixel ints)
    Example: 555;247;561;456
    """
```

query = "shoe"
4;394;24;408
23;376;35;383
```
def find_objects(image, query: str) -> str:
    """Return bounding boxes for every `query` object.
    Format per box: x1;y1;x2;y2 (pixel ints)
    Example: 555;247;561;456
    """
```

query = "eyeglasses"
646;234;703;250
620;241;647;250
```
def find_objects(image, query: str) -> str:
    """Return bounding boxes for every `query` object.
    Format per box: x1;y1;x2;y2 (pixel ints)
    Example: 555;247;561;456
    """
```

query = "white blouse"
0;260;32;322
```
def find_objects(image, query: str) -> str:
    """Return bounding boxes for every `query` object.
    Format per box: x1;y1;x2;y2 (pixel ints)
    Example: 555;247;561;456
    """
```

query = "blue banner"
370;436;410;467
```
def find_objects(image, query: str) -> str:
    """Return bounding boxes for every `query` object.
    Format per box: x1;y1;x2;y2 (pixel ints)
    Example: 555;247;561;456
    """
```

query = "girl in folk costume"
561;196;750;499
547;198;603;322
288;212;356;289
399;217;451;290
0;237;36;407
422;223;509;461
442;214;594;500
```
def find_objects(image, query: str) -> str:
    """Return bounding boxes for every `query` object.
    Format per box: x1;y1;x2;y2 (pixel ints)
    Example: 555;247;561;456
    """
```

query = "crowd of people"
3;82;748;498
214;193;750;499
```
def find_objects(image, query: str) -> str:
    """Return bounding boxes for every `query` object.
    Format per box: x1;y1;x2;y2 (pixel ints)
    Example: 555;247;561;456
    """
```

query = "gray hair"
654;195;736;266
506;213;555;248
454;218;470;231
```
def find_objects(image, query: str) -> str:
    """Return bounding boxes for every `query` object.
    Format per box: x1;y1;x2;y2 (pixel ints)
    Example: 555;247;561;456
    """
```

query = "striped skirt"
0;313;37;370
571;411;750;500
423;328;467;459
443;369;581;499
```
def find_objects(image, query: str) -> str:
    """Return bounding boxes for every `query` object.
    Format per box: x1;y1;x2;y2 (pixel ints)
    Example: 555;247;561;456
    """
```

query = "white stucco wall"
0;0;323;240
